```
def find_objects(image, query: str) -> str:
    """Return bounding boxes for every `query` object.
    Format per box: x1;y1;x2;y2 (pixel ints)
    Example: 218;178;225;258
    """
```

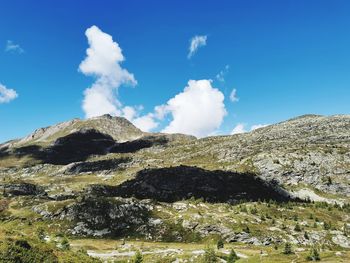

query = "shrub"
294;223;302;232
323;221;331;230
216;239;224;249
0;239;58;263
61;237;70;250
227;248;239;263
283;242;293;255
133;250;143;263
306;246;321;261
202;247;217;263
250;207;258;214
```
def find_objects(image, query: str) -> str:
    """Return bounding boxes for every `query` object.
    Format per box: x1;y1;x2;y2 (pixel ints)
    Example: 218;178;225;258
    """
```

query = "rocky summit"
0;114;350;262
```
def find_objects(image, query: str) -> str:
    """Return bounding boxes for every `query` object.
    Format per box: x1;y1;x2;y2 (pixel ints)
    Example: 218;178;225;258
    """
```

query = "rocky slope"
196;114;350;197
1;113;349;202
0;114;350;261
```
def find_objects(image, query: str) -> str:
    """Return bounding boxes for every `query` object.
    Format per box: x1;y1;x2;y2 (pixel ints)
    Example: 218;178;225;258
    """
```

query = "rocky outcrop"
63;157;132;174
194;114;350;196
1;183;46;197
56;197;152;237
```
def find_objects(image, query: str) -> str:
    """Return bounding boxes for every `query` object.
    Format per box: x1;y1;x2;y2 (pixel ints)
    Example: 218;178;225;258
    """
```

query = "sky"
1;0;350;142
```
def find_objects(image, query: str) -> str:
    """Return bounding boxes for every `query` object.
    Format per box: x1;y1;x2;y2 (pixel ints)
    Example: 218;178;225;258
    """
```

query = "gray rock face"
195;114;350;196
15;114;145;146
56;197;152;237
1;183;46;196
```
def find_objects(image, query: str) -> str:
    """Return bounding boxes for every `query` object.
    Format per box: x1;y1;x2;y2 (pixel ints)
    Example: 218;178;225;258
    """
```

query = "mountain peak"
14;115;144;147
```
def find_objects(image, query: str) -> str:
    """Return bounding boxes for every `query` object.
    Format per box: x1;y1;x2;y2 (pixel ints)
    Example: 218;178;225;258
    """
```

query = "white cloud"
229;88;239;102
216;65;229;82
120;105;159;132
0;83;18;103
161;79;227;137
78;27;226;136
125;80;228;135
133;113;159;132
188;35;207;59
122;105;138;121
5;40;24;54
251;124;269;131
79;25;137;118
231;123;246;134
231;123;270;135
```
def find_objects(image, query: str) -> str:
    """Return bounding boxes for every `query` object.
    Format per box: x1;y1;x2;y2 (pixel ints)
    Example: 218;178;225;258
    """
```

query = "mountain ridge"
1;113;350;261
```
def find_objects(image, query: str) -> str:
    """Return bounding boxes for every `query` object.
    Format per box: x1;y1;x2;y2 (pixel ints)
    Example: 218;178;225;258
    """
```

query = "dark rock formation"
87;166;294;203
64;157;132;174
58;197;151;237
1;183;46;197
45;129;116;165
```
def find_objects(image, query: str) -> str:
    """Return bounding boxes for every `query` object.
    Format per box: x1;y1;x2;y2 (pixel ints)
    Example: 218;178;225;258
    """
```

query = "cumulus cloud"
79;25;137;118
5;40;24;54
216;65;229;82
231;123;246;134
159;79;227;137
121;106;138;121
188;35;207;59
133;114;159;132
0;83;18;103
229;88;239;102
78;27;228;137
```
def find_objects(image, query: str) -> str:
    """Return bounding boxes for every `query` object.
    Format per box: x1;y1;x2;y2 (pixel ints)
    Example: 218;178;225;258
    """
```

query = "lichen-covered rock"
57;197;153;237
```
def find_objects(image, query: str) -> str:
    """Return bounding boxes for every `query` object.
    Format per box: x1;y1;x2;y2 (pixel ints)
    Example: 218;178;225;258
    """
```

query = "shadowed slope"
88;166;294;203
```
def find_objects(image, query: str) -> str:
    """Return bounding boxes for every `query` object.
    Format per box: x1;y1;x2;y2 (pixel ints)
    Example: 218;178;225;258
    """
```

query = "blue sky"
1;0;350;142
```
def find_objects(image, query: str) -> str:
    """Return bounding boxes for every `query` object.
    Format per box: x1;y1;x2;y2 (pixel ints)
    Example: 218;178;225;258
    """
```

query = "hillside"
0;114;349;262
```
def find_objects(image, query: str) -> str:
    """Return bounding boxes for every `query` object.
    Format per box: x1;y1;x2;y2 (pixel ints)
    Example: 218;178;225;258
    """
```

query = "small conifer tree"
133;250;143;263
283;242;293;254
216;239;224;249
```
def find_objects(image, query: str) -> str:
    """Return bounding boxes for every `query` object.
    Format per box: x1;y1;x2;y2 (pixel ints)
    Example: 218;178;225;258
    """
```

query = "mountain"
10;114;145;146
0;114;349;262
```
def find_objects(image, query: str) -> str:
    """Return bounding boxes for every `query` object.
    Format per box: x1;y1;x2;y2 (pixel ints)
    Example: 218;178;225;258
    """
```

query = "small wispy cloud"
251;124;269;131
231;123;270;135
216;65;229;82
0;83;18;103
229;88;239;102
231;123;246;134
188;35;207;59
5;40;24;54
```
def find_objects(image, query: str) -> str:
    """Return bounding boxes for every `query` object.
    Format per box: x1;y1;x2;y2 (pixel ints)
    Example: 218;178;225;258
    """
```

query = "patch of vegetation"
0;238;100;263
